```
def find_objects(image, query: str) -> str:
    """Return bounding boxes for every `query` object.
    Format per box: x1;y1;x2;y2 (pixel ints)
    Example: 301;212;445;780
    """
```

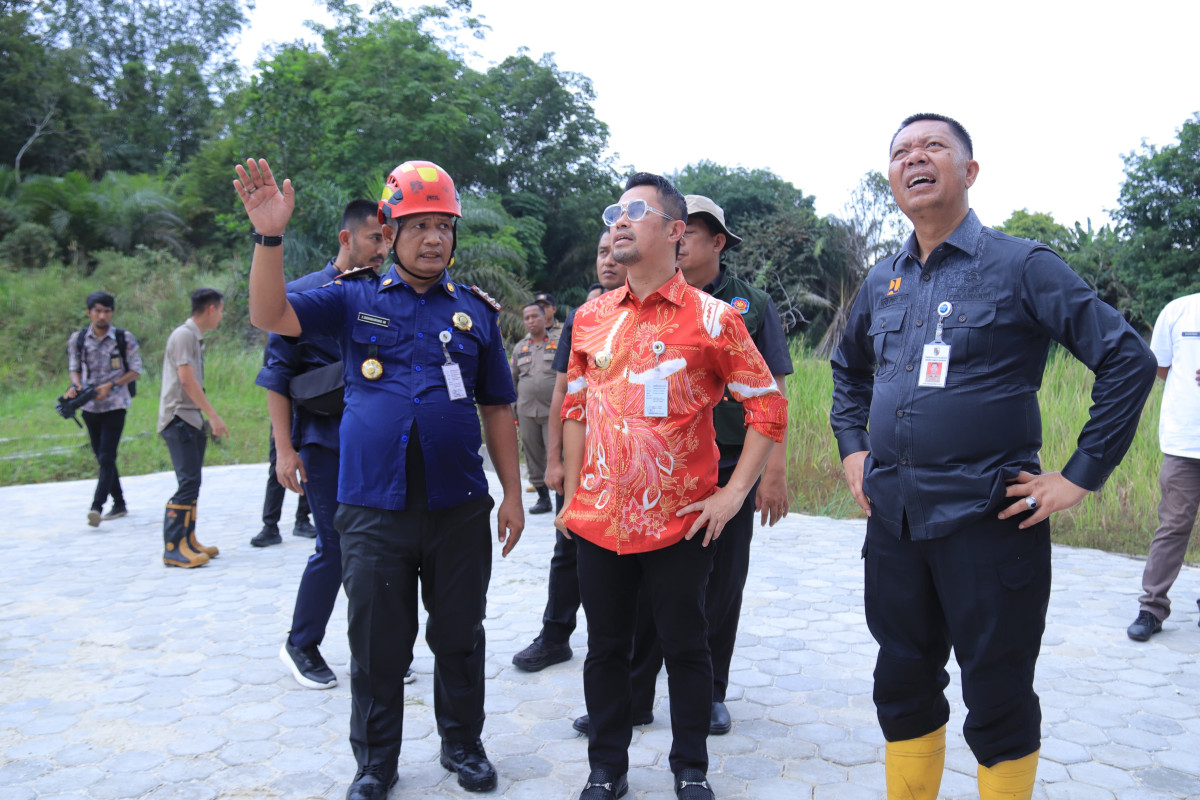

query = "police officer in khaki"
511;300;560;515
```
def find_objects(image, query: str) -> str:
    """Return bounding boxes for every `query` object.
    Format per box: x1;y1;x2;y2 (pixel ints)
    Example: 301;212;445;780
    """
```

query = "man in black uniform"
830;113;1157;800
511;229;626;672
570;195;793;737
237;158;524;800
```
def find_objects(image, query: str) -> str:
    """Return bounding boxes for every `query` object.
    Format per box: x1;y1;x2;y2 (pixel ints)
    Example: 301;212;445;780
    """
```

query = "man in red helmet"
236;158;524;799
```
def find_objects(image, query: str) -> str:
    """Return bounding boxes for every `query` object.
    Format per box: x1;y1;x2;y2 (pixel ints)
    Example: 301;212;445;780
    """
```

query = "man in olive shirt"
157;288;229;568
511;300;560;515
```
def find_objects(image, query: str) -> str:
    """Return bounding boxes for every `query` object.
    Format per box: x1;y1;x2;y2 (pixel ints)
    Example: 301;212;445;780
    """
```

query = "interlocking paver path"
2;464;1198;799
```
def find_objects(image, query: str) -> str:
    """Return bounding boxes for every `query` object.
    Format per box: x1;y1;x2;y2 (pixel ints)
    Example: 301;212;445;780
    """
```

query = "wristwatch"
252;231;284;247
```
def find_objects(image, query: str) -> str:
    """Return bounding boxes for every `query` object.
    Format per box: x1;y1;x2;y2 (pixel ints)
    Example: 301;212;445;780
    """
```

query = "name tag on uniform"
357;313;390;327
643;379;669;417
443;363;468;400
918;343;950;388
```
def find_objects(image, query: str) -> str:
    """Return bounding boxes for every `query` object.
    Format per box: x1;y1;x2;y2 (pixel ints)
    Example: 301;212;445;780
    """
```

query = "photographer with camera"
66;291;143;528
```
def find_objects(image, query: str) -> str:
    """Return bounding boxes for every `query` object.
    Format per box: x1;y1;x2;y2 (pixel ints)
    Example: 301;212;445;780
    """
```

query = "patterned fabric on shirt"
561;269;787;554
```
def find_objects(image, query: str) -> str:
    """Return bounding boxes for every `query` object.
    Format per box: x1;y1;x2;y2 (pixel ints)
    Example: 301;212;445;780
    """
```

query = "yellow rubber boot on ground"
885;725;946;800
978;750;1039;800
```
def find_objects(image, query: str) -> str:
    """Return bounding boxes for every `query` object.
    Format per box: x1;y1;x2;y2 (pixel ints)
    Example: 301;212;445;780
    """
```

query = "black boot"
530;486;552;514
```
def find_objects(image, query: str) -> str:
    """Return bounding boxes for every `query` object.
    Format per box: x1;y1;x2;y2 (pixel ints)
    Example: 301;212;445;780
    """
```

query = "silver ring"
1025;496;1038;510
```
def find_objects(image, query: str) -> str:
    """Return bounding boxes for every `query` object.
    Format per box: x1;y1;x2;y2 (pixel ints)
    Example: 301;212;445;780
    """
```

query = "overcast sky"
234;0;1199;230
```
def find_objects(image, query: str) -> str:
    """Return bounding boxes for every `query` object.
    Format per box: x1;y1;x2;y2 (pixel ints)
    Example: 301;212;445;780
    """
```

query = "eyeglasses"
601;199;677;226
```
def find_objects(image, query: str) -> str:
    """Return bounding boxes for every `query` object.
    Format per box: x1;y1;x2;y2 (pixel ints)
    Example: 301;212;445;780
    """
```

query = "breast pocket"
868;304;908;379
350;324;399;366
939;301;996;374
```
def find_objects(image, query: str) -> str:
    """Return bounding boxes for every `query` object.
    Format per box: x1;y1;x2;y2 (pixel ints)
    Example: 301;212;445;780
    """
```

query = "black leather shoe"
572;711;653;736
440;739;497;792
529;487;553;514
579;768;628;799
512;635;572;672
674;768;713;800
293;518;317;538
1127;610;1163;641
346;763;397;800
250;525;282;547
709;701;731;735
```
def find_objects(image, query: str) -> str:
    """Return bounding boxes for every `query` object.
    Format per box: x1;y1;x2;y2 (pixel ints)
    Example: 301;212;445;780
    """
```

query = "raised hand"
233;158;294;236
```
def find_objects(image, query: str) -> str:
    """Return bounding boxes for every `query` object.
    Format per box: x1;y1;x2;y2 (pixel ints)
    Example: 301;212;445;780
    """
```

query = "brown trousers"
1140;454;1200;620
518;414;549;489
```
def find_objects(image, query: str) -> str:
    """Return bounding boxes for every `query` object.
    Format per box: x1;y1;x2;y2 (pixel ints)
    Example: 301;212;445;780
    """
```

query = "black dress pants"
338;486;494;769
575;532;714;777
630;466;758;713
863;512;1051;767
82;408;126;511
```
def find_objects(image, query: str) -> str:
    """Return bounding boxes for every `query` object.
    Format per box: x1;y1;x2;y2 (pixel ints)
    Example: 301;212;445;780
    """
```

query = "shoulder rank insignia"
469;285;501;311
340;266;377;280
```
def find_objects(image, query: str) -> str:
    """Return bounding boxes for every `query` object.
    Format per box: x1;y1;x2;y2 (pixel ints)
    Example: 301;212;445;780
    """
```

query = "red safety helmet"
378;160;462;224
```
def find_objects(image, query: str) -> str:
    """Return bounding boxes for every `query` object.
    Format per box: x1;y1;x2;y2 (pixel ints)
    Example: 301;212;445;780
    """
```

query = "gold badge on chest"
452;311;473;331
361;358;383;380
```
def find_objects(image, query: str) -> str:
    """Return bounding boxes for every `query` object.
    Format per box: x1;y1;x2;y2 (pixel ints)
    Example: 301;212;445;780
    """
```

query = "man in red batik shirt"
557;173;787;800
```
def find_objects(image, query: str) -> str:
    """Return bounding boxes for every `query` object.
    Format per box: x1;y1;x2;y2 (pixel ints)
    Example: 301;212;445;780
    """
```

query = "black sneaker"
440;738;497;792
251;525;283;547
101;506;128;521
87;509;102;527
512;635;572;672
293;518;317;538
1127;610;1163;641
280;640;337;689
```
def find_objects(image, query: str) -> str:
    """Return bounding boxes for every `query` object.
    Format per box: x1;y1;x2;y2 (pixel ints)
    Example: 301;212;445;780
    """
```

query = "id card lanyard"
643;340;669;417
918;301;952;389
439;330;468;400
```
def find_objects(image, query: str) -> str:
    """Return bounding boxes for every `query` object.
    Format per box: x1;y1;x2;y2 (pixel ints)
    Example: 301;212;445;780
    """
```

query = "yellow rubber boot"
885;725;946;800
978;750;1039;800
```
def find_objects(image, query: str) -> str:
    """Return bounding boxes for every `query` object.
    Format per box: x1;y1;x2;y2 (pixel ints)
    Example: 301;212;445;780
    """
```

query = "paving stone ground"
1;463;1198;799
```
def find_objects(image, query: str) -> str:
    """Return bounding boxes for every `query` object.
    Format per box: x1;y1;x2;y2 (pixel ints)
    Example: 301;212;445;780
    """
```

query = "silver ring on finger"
1025;496;1038;510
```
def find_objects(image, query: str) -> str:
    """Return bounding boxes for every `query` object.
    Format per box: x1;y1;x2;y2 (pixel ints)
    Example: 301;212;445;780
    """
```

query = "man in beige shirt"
158;288;229;568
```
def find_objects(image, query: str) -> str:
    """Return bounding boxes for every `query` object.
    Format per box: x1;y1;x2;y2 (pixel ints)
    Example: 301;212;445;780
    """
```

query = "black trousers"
160;417;206;506
863;513;1051;767
630;467;758;712
81;408;126;511
338;493;494;769
575;532;714;777
262;432;311;527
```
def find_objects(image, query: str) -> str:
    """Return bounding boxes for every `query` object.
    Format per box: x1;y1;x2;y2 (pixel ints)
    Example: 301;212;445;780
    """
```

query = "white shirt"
1151;293;1200;458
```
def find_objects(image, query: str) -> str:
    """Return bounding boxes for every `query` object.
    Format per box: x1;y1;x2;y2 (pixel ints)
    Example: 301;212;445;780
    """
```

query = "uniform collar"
613;268;689;308
377;264;460;299
322;259;340;278
900;209;983;266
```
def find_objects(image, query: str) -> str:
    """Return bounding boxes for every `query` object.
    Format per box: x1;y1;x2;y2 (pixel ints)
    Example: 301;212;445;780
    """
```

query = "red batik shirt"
561;269;787;554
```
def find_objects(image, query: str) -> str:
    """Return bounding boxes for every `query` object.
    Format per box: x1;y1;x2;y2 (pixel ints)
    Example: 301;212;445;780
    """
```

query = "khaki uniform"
510;327;560;489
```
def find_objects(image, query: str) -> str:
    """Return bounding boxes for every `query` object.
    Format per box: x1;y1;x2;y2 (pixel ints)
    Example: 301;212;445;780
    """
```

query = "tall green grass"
783;343;1194;562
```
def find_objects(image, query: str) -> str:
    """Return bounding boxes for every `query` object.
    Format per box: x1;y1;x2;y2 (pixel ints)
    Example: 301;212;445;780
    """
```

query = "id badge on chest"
918;343;950;388
439;330;468;400
643;379;668;417
918;300;954;389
